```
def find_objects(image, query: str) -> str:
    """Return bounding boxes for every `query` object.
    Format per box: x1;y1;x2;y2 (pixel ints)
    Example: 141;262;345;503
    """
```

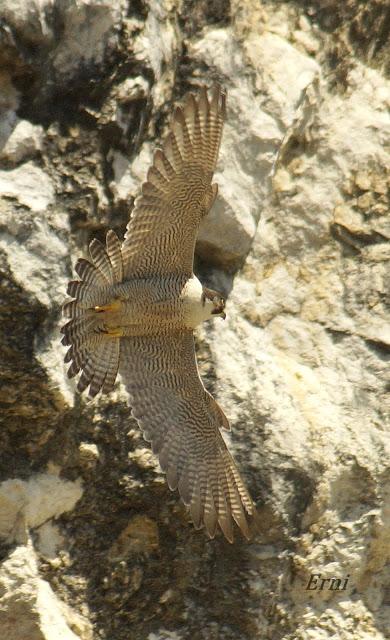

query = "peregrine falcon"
61;85;257;542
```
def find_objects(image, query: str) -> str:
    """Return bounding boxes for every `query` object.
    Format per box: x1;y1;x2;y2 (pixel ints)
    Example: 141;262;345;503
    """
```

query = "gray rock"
0;545;92;640
0;163;54;212
0;472;82;543
0;119;43;164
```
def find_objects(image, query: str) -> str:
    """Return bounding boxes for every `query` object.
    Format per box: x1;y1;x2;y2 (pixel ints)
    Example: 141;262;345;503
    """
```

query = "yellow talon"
101;326;124;338
94;299;122;313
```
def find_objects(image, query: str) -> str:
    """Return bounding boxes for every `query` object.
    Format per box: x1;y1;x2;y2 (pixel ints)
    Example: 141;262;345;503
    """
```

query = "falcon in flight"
61;85;257;542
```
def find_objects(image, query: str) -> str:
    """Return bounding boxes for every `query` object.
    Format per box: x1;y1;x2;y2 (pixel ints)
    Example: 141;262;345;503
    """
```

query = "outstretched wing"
119;331;256;542
121;85;226;279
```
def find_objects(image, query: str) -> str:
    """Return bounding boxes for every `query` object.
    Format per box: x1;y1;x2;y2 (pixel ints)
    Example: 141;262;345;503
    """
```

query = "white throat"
182;276;215;329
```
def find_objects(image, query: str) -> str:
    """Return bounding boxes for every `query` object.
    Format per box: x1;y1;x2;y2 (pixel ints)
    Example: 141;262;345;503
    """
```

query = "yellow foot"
100;326;124;338
93;299;122;314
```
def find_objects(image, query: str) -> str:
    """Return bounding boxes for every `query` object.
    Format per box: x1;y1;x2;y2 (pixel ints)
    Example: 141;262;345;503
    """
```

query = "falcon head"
202;287;226;320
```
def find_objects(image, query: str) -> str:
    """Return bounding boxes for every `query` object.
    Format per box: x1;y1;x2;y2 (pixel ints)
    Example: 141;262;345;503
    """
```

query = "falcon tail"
61;230;124;398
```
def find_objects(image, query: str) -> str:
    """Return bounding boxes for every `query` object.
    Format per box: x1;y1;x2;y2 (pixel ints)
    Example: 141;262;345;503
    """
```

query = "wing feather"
153;148;176;179
121;85;226;278
119;331;257;542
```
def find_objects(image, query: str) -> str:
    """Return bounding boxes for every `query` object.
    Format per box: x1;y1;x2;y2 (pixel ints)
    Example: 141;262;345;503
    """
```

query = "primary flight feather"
61;85;257;542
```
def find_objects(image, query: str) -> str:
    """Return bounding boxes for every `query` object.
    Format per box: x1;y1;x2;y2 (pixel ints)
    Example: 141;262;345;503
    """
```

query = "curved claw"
97;326;124;338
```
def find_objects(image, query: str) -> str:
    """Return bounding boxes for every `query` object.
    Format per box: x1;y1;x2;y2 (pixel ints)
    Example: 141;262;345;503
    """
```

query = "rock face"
0;1;389;639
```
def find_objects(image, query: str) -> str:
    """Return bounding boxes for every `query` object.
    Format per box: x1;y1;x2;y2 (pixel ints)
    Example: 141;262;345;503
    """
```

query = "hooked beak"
202;286;226;320
211;301;226;319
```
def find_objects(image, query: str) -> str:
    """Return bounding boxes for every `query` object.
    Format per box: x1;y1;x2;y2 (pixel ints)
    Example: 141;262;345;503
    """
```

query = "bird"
61;85;257;542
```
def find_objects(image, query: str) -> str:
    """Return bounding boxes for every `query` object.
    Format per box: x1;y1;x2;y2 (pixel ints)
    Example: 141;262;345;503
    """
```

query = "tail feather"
75;258;107;286
106;230;123;282
77;356;96;394
80;339;119;398
101;339;121;394
61;231;123;398
63;299;83;318
89;239;115;284
67;280;85;300
67;359;82;379
61;316;96;345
